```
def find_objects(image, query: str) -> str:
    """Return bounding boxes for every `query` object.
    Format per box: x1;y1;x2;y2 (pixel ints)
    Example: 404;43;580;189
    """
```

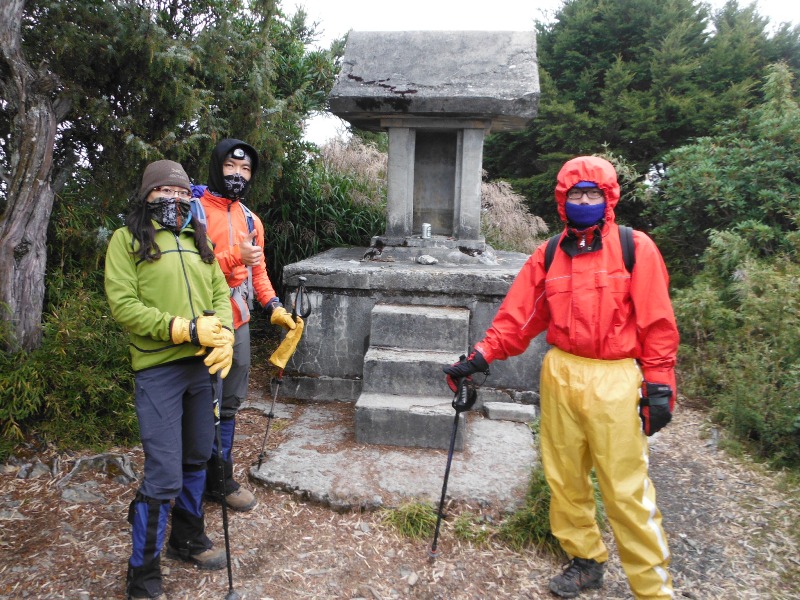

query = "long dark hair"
125;199;216;264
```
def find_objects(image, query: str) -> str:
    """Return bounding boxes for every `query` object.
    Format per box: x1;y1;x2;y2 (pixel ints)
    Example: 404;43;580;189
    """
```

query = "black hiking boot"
549;557;604;598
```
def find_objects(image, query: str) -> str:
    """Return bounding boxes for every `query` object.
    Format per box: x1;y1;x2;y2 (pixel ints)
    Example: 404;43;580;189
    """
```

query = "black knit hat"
138;160;191;201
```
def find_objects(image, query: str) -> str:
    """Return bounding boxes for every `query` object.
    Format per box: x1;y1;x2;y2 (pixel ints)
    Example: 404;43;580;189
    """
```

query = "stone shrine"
279;30;543;450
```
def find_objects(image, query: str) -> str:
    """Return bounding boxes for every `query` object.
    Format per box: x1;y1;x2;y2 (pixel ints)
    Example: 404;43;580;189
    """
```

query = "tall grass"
263;137;387;295
481;178;549;253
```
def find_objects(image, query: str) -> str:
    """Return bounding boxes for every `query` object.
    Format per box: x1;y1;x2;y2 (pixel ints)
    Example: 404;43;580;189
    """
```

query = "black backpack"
544;225;635;273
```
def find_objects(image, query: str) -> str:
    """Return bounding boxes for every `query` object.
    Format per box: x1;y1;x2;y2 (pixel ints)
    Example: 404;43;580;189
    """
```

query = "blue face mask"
565;202;606;228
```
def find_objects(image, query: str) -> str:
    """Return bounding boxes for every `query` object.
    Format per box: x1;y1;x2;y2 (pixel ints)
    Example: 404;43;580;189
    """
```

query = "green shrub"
674;241;800;468
648;64;800;278
0;282;136;459
0;192;138;460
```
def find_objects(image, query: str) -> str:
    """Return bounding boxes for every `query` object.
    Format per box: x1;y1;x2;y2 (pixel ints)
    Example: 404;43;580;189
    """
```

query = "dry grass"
320;139;548;255
319;137;387;181
319;137;387;203
481;179;549;254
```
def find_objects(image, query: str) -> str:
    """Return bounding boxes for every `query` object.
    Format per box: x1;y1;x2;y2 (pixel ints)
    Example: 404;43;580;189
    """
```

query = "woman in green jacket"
104;160;234;600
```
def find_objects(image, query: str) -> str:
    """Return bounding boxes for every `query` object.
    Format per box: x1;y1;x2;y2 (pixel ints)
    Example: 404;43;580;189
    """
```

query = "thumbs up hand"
239;229;263;266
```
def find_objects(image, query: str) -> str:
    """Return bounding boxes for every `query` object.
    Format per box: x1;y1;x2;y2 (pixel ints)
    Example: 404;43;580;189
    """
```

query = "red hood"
555;156;620;225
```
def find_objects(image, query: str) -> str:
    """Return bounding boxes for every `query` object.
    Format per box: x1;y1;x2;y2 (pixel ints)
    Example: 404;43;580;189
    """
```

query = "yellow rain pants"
540;347;673;600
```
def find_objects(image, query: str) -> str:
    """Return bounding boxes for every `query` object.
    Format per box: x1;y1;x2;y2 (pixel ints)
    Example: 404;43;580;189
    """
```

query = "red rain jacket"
474;156;679;401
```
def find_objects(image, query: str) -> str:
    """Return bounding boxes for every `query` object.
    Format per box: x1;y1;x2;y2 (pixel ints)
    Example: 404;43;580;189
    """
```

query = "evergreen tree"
0;0;337;351
647;62;800;278
484;0;800;224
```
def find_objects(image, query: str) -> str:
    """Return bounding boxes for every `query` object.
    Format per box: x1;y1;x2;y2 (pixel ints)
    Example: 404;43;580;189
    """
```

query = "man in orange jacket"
445;156;678;599
194;139;296;512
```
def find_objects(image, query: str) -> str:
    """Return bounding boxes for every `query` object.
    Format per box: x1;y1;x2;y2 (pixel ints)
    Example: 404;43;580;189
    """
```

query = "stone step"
369;303;469;353
361;347;455;398
354;393;465;450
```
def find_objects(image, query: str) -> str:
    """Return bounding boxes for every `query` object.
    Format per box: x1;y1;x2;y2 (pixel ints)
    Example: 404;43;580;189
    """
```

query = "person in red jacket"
445;156;678;599
194;139;296;512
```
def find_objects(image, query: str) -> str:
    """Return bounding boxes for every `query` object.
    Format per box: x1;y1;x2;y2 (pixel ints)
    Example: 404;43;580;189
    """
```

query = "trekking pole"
256;366;283;470
204;310;241;600
429;376;473;560
255;276;311;470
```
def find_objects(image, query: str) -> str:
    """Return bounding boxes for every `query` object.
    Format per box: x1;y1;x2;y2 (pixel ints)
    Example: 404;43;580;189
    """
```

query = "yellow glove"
204;342;233;379
170;315;227;347
270;306;296;331
269;317;304;369
203;327;234;377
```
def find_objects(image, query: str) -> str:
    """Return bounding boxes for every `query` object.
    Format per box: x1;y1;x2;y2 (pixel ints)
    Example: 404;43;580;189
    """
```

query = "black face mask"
147;197;192;232
223;173;249;199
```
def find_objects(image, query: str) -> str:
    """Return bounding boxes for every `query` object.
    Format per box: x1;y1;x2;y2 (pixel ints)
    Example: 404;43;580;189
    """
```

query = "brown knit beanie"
138;160;191;201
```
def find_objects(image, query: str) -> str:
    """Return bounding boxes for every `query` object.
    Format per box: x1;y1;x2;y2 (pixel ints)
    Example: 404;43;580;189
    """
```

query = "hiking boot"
207;486;257;512
166;543;226;570
224;486;257;511
549;557;604;598
125;555;163;600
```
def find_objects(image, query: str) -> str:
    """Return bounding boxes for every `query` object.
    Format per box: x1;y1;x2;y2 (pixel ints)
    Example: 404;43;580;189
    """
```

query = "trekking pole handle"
292;276;311;320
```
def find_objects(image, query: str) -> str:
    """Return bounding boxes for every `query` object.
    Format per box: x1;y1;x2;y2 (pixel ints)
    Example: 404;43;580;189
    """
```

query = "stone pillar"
386;127;415;238
455;127;485;241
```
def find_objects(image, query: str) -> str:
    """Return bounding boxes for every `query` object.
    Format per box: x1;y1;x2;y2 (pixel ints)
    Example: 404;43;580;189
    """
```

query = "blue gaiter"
565;202;606;227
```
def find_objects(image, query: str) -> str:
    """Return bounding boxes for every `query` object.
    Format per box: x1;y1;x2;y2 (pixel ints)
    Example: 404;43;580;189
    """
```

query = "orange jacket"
199;189;278;329
475;156;679;396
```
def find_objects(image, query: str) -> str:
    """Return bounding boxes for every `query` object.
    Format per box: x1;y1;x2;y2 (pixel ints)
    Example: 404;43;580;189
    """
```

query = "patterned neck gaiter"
223;173;250;199
147;197;192;232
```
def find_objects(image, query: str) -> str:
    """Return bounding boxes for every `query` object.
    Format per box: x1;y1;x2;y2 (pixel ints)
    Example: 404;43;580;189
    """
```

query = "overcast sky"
285;0;800;144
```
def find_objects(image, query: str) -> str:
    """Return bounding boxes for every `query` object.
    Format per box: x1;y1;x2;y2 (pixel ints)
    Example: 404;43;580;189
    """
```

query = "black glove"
639;381;673;436
443;350;489;393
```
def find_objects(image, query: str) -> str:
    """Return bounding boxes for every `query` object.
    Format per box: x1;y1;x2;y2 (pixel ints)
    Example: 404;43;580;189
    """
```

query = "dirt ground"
1;390;799;599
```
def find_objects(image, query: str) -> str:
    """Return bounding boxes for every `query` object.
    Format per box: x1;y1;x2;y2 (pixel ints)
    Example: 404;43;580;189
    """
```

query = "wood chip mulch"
1;398;798;599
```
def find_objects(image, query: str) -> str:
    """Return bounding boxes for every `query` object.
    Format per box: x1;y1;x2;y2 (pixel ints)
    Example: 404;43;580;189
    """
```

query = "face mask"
565;202;606;228
147;198;192;232
223;173;249;198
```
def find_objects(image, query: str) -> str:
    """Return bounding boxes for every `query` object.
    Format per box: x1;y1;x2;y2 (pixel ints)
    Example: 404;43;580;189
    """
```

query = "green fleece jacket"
104;222;233;371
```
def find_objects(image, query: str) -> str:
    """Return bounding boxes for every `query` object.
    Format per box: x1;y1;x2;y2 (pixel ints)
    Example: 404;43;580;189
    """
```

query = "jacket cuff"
472;342;492;364
262;297;282;316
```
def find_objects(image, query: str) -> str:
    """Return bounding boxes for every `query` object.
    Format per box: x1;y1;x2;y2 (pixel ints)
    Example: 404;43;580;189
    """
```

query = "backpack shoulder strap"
619;225;635;273
189;197;207;228
544;227;635;273
544;233;561;273
239;202;255;233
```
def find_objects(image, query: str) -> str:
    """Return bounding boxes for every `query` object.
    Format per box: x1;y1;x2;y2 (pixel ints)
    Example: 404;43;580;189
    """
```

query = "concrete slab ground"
246;399;536;515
